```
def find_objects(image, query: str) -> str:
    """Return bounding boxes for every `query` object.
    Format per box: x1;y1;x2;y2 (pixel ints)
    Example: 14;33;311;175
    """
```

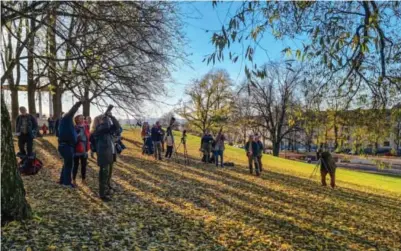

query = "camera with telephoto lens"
105;104;114;116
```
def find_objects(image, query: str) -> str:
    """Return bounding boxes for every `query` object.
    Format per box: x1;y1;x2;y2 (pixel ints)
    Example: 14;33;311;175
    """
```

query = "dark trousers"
248;155;260;175
99;163;113;197
58;145;74;186
18;134;33;156
257;155;263;172
73;156;88;181
165;146;173;158
214;150;224;167
49;125;54;134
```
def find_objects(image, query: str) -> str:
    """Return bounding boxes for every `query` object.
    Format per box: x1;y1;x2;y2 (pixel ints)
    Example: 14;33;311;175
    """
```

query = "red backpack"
18;157;43;175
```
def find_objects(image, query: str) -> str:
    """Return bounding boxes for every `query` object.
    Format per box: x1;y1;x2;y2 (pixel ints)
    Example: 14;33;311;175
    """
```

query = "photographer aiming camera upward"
90;105;121;201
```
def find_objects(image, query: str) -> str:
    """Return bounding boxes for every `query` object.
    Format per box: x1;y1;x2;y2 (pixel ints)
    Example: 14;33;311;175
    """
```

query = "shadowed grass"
1;131;400;250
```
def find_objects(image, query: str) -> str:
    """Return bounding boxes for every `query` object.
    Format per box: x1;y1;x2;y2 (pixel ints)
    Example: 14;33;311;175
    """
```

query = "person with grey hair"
16;106;38;157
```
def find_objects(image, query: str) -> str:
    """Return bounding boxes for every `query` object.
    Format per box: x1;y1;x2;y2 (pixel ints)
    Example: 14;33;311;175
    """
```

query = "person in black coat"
15;106;38;157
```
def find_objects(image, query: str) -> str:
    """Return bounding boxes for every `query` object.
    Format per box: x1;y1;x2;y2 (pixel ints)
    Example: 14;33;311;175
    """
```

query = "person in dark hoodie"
245;135;261;176
200;130;214;163
91;109;121;201
58;99;85;187
151;121;163;160
16;106;38;157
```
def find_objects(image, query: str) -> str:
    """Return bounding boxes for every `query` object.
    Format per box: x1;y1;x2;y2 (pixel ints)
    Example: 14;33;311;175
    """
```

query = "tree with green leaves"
209;1;401;107
178;69;233;134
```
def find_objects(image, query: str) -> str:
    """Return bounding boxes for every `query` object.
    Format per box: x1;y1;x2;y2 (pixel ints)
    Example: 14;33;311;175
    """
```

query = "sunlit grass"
2;131;400;250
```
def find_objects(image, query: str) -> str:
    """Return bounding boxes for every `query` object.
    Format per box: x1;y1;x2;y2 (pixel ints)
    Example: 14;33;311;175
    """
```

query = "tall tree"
250;63;302;156
178;69;233;134
1;93;31;224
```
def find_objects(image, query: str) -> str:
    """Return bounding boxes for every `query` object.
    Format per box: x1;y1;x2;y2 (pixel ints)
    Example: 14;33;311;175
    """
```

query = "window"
383;141;390;147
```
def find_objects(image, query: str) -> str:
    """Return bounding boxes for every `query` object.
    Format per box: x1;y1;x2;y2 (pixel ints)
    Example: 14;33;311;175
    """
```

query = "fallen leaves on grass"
2;133;401;250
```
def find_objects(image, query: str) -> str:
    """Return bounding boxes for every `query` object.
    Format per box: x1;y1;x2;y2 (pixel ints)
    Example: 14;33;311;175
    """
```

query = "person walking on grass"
214;131;226;167
91;110;121;201
255;135;264;172
245;135;261;176
164;126;174;159
16;106;38;158
72;115;90;186
151;121;163;160
58;99;85;187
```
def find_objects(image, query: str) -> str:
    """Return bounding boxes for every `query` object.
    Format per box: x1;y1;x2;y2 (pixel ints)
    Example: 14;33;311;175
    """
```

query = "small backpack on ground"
17;153;43;175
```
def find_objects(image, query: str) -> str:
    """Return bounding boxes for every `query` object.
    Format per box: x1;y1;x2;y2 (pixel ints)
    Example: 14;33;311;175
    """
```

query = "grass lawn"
2;129;401;250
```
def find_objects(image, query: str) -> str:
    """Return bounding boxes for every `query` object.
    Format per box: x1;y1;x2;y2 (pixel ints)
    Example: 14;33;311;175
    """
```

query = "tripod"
173;137;189;165
310;158;321;179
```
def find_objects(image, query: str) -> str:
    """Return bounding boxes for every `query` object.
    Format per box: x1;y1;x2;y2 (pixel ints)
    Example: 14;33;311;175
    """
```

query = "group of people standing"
141;121;175;160
200;129;226;167
52;99;121;201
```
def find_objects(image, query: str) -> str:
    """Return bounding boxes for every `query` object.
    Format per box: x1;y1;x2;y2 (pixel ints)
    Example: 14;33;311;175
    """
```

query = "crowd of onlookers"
16;100;121;202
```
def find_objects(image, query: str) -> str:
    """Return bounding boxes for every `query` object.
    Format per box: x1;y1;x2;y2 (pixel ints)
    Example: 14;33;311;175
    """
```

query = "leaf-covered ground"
2;130;401;250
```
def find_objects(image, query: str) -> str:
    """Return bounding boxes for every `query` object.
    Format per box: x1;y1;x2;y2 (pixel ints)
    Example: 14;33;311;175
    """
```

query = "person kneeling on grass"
91;111;121;201
72;114;90;186
245;135;261;176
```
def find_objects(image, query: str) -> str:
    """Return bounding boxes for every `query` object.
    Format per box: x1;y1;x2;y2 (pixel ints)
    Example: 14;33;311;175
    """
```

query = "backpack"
18;155;43;175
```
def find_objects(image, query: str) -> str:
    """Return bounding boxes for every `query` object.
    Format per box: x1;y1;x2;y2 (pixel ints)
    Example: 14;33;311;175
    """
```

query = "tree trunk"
334;125;339;150
10;88;19;131
52;86;62;118
27;16;36;115
272;141;280;157
1;94;32;225
83;85;90;117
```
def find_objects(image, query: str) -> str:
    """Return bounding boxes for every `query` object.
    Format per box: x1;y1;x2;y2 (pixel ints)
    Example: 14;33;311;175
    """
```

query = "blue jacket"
151;126;163;142
16;114;38;138
58;102;81;147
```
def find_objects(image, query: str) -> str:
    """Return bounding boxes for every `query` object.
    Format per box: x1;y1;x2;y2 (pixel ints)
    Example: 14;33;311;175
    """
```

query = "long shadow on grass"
33;137;227;250
116;154;399;250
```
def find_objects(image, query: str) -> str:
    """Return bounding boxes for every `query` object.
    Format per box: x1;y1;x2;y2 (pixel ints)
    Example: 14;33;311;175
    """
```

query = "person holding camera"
91;106;121;201
15;106;38;157
58;99;85;187
72;115;90;186
151;121;163;160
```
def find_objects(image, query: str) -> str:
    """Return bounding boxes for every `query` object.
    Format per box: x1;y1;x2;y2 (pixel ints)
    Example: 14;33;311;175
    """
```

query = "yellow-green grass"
164;130;401;195
2;130;400;250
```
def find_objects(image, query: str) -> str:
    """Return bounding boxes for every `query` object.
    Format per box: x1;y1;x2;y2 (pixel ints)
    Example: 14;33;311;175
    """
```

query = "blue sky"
144;1;294;118
8;2;294;119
